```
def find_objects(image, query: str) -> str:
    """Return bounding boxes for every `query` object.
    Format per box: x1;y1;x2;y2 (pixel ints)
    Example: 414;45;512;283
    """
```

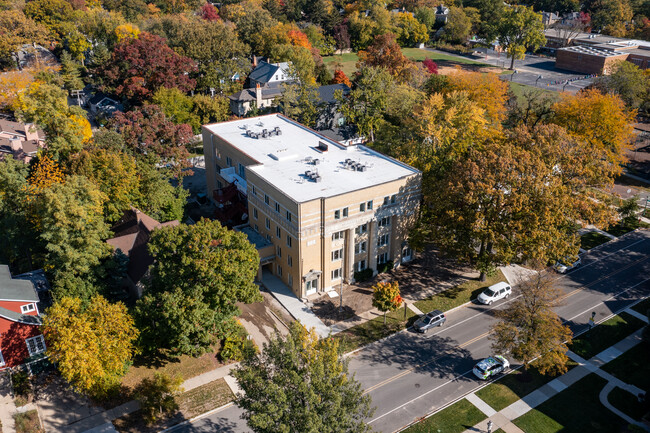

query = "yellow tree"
26;154;65;195
43;295;139;396
115;23;140;42
372;281;403;324
0;70;35;110
445;69;509;126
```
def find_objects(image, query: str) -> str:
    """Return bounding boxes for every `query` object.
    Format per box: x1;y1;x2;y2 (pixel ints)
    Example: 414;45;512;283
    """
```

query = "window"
332;248;344;261
331;268;342;280
275;202;281;213
239;163;246;179
377;234;389;247
287;236;292;248
355;260;367;272
288;274;293;287
342;207;348;218
0;349;4;366
377;252;389;264
265;194;270;205
355;241;367;254
253;208;258;219
288;255;293;267
276;227;281;238
26;335;46;356
265;218;270;230
332;231;345;241
277;246;282;258
21;303;35;314
286;211;292;222
277;265;283;276
334;210;340;220
266;234;271;242
391;194;397;204
378;216;391;227
355;224;368;235
226;157;233;167
360;202;366;212
254;224;259;232
252;185;256;196
367;200;373;210
306;278;318;293
217;180;223;189
383;196;389;205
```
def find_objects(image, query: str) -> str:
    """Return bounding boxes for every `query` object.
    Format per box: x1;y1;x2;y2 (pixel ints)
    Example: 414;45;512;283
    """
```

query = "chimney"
9;136;22;152
256;83;262;108
253;55;258;67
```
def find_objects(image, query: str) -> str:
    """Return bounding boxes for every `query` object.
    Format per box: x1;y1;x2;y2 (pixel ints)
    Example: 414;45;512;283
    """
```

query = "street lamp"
562;80;569;92
510;70;518;81
536;75;543;87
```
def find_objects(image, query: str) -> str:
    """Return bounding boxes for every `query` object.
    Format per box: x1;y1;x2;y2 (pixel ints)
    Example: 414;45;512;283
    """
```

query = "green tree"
372;281;403;324
136;219;261;356
60;51;84;92
617;196;641;227
39;176;112;299
191;94;230;125
494;6;546;70
0;158;34;270
414;6;437;36
594;61;650;113
393;12;429;46
280;82;322;127
151;87;201;133
135;373;184;424
42;295;139;396
23;0;74;39
233;322;374;433
590;0;633;36
136;162;188;222
489;273;572;375
338;66;394;142
442;7;472;44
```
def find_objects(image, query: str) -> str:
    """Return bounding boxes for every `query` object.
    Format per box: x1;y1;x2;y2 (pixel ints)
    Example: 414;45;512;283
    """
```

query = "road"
172;230;650;433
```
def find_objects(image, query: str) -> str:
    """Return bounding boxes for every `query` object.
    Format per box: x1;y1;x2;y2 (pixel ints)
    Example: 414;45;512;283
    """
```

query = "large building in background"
202;114;421;299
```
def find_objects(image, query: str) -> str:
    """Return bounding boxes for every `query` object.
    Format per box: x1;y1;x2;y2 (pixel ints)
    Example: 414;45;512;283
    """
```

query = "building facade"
203;114;421;299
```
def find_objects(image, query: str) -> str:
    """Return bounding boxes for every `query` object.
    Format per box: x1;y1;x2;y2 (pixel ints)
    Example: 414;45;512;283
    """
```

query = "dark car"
414;310;446;333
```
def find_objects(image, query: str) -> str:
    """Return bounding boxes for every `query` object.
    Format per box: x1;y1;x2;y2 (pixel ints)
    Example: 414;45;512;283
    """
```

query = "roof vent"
317;141;329;152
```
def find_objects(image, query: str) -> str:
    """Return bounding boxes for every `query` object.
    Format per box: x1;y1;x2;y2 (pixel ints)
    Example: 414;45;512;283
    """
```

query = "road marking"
362;253;650;396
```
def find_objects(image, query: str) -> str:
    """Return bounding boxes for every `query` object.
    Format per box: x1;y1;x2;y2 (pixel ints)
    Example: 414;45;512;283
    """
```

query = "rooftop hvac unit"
317;141;328;152
313;158;320;165
314;175;322;183
273;126;282;135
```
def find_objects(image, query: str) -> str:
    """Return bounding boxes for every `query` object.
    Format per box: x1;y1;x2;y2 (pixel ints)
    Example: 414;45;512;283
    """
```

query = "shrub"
377;261;394;274
12;370;31;405
135;372;183;425
354;268;373;282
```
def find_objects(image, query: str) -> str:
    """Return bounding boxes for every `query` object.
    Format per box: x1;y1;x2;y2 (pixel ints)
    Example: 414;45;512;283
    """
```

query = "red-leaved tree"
98;32;197;105
332;69;352;87
200;3;220;21
109;104;193;176
423;58;438;74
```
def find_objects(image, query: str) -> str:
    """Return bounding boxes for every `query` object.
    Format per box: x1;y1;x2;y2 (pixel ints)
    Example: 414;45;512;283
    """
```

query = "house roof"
0;265;40;303
316;84;350;104
228;84;286;102
106;208;179;284
249;61;291;84
0;306;42;325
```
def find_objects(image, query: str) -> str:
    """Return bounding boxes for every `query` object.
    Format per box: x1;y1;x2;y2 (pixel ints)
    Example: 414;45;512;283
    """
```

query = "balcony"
220;167;247;195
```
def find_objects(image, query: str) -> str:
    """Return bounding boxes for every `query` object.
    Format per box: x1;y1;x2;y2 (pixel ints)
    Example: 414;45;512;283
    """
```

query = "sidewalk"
461;310;650;433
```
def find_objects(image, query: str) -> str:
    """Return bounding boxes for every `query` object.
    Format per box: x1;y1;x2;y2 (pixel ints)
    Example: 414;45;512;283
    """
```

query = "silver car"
414;310;446;333
554;256;581;274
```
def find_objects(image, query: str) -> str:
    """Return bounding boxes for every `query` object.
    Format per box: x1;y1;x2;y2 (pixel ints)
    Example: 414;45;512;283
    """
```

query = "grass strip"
602;341;650;391
571;312;645;360
608;386;647;421
402;398;487;433
513;373;626;433
414;270;507;314
14;410;42;433
580;231;611;250
333;308;417;353
476;361;577;412
177;378;234;419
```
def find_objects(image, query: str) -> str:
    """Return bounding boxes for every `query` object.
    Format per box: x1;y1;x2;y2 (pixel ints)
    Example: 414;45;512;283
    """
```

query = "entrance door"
305;278;318;296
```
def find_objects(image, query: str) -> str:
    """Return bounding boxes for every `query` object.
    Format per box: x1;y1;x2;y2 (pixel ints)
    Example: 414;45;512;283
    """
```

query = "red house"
0;265;45;368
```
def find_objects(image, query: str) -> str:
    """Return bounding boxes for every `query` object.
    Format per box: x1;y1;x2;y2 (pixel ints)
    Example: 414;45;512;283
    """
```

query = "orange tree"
372;281;403;324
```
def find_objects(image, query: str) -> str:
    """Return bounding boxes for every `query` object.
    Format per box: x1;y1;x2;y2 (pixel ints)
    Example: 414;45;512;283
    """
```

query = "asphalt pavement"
173;230;650;433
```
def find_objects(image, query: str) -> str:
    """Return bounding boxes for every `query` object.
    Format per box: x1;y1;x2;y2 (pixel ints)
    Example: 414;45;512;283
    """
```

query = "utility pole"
71;89;83;106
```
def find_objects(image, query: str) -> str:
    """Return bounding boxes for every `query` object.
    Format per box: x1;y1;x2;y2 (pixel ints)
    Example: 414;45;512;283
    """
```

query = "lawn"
602;342;650;391
513;374;626;433
580;231;612;250
322;52;359;76
571;312;645;360
402;48;488;65
14;410;43;433
608;386;647;421
606;220;648;237
402;398;486;433
476;361;577;411
121;344;228;390
177;378;234;419
414;270;507;314
632;297;650;316
333;307;417;353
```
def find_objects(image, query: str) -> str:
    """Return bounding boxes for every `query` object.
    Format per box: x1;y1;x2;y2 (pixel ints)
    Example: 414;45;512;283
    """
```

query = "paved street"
173;230;650;433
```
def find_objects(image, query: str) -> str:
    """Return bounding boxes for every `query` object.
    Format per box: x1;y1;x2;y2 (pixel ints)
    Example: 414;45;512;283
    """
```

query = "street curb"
157;402;235;433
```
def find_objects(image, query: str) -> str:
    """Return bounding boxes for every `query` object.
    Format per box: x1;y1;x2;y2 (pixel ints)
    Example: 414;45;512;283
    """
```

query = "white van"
477;282;512;305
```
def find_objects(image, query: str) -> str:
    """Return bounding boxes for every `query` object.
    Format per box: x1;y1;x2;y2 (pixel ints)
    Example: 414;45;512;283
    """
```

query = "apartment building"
202;114;421;299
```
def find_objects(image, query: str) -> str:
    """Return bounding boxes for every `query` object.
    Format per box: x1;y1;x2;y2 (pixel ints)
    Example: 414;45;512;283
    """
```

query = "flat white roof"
204;114;419;203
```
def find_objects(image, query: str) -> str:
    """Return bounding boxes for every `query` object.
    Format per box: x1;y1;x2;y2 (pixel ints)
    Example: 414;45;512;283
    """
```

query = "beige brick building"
202;114;421;299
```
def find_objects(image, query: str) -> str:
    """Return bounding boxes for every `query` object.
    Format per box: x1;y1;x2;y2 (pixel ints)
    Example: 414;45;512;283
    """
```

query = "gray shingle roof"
249;62;290;84
316;84;351;104
0;265;40;302
0;306;42;325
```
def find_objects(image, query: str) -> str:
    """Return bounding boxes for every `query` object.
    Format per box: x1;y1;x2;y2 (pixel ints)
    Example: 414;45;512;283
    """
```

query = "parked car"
477;282;512;305
414;310;446;333
554;256;581;274
473;355;510;380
